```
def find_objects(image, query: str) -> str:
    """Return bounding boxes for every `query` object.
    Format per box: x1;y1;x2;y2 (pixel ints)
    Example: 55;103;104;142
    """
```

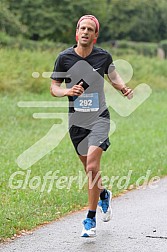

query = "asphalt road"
1;177;167;252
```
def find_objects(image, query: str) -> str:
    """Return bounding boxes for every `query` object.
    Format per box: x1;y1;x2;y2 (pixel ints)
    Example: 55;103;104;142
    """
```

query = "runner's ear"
93;32;99;44
76;29;79;42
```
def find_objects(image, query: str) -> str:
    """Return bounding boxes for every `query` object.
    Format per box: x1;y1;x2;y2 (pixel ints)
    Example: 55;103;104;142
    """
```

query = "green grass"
1;90;167;240
1;47;167;93
0;47;167;240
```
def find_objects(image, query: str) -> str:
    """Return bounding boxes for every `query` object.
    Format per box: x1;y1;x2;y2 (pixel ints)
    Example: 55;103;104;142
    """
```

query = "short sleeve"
105;53;115;74
50;54;65;82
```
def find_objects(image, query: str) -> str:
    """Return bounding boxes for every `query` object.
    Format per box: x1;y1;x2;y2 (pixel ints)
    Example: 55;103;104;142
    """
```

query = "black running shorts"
69;119;110;156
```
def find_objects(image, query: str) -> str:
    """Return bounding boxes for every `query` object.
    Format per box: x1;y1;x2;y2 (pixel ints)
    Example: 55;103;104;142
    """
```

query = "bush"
117;40;158;57
99;40;158;57
0;32;13;46
0;32;68;52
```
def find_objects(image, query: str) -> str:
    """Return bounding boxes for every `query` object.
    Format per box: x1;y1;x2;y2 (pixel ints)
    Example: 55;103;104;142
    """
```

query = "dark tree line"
0;0;167;43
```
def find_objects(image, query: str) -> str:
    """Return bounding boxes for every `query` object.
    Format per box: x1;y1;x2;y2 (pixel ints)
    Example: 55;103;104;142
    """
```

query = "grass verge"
0;47;167;240
0;89;167;240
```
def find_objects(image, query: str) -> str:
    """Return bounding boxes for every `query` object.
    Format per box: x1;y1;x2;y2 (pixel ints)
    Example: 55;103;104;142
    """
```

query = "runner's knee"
86;164;100;179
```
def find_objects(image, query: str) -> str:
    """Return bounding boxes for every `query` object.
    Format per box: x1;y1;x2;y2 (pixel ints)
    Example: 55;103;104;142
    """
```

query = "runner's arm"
50;79;84;97
107;70;133;98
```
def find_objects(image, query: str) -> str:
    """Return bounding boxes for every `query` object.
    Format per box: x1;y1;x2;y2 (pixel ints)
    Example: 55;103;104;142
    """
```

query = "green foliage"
0;0;26;36
1;0;167;43
99;40;158;57
0;30;159;60
0;47;67;94
0;31;68;52
158;0;167;40
0;32;11;46
117;41;158;57
0;47;167;95
106;0;167;42
8;0;110;43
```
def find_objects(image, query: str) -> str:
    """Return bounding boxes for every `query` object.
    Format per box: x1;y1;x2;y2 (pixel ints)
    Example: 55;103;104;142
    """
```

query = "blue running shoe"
98;190;112;222
81;217;96;237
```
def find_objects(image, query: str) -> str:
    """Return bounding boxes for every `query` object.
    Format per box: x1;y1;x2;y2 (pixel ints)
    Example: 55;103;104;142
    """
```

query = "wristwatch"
121;86;128;94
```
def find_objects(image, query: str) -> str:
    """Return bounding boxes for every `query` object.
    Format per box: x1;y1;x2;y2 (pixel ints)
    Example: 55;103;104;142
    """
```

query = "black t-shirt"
51;45;115;128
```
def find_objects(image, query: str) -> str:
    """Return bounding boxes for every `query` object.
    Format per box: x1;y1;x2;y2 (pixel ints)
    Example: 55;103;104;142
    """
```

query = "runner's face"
76;19;98;46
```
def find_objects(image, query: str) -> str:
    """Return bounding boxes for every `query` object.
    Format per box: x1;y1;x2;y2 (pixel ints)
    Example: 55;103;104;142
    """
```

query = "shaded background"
0;0;167;51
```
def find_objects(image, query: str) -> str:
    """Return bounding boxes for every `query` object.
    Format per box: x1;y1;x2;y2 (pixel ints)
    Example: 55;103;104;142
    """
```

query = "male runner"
50;15;133;237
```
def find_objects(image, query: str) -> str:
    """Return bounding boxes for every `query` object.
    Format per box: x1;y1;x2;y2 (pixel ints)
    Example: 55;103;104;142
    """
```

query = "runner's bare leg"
79;146;103;210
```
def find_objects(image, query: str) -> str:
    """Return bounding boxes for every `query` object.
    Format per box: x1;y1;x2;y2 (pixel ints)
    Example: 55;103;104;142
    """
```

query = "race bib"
74;93;99;112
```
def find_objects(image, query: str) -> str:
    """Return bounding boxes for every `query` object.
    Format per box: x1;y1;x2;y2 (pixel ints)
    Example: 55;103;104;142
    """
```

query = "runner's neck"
74;44;94;58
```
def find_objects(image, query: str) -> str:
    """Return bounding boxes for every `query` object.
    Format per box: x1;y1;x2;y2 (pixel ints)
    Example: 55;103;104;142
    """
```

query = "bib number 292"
79;99;92;107
74;93;99;112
